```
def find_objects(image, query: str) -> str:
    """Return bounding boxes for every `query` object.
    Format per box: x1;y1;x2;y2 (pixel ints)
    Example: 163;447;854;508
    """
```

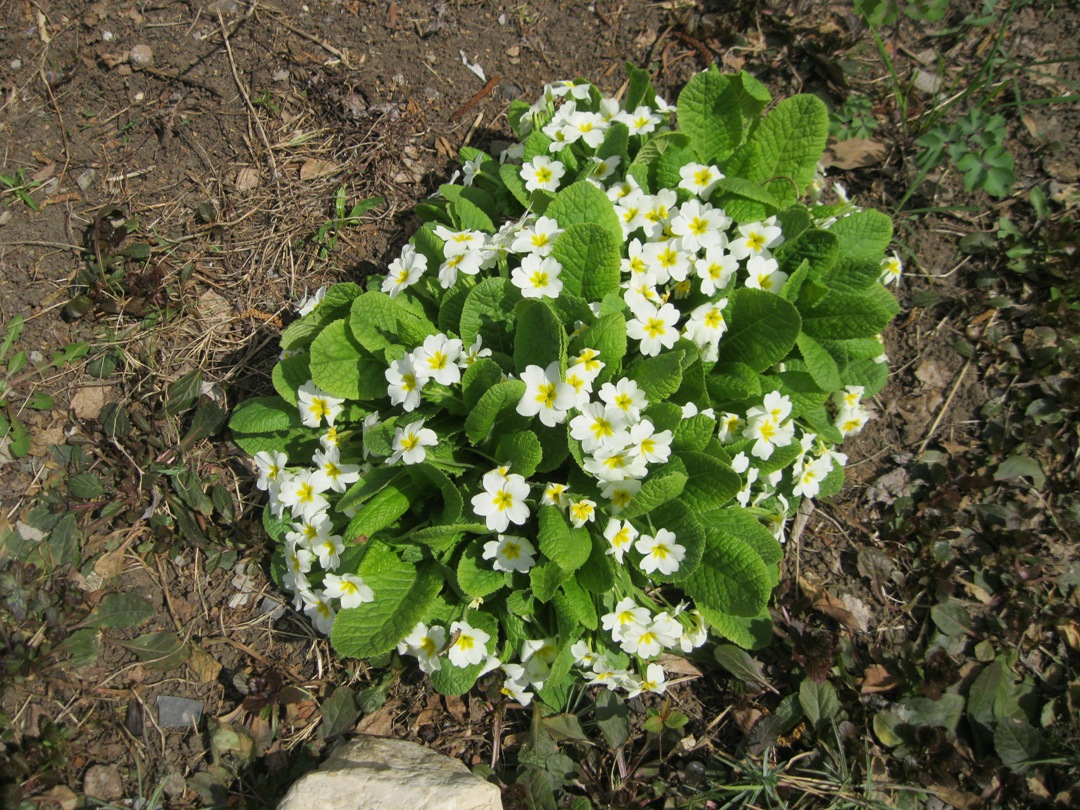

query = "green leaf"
120;631;190;670
272;353;311;406
706;362;762;405
550;223;622;301
799;679;840;726
626;350;683;402
672;414;717;452
714;288;801;372
495;431;543;479
537;506;590;572
462;357;504;411
745;95;829;205
797;333;842;392
530;559;571;603
456;541;505;598
620;458;688;520
676;452;741;511
514;299;567;374
67;473;104;500
165;370;202;417
826;258;884;293
500;162;531;207
594;689;630;750
53;628;100;668
343;478;415;541
559;577;597;631
800;284;899;340
82;592;155;629
331;542;443;658
229;396;302;435
465;380;528;444
684;524;772;617
698;603;773;649
677;68;743;162
546;181;622;244
319;686;359;739
776;228;839;279
827;209;893;263
714;644;771;688
309;319;366;399
994;717;1041;769
576;529;616;593
429;611;499;696
459;277;520;355
713;177;780;208
349;291;435;359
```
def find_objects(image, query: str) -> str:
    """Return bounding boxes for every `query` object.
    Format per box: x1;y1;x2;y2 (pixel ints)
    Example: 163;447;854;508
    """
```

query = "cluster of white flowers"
257;77;895;702
254;381;375;635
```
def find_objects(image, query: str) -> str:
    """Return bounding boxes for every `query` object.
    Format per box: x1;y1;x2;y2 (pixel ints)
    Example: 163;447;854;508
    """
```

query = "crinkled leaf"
465;379;528;444
550;223;622;301
495;430;543;479
537;506;590;573
684;524;771;617
545;181;622;244
460;277;520;356
514;298;567;374
744;94;829;205
714;289;801;372
456;540;506;598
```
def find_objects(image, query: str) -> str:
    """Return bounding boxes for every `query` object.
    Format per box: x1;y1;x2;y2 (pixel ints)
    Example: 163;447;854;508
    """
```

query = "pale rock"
277;736;502;810
129;44;154;70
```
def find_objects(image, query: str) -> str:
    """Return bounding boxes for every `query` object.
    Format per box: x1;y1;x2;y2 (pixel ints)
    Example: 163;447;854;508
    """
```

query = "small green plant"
0;169;42;211
230;65;900;710
915;109;1015;197
829;95;879;141
309;187;383;259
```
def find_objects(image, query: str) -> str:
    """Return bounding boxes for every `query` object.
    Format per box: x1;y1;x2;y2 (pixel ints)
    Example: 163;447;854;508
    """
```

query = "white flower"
567;110;606;148
880;253;902;285
678;162;724;197
382;244;426;298
296;285;327;316
568;498;597;528
570;640;605;669
448;620;490;668
601;597;651;643
388;418;438;465
568;347;605;381
570;402;628;454
744;413;796;460
312;533;345;570
562;366;594;409
729;219;784;260
323;573;375;608
636;529;685;576
311;448;361;493
620;621;668;658
628;663;668;697
297;381;345;428
612;105;662;136
302;591;335;635
598;377;648;422
833;385;865;411
385;356;426;412
584;445;648;482
277;469;330;522
717;412;744;443
669;200;729;252
521;155;565;192
695;247;738;296
836;404;872;437
254;450;287;492
516;362;576;427
434;225;486;256
606;173;642;202
510;215;562;256
628;420;673;465
626;299;681;357
748;391;793;423
793;454;833;499
500;666;534;706
642;238;691;284
599;478;640;514
471;470;531;532
744;254;788;293
412;333;464;386
541;482;569;508
640;189;677;239
603;518;638;563
398;622;446;673
437;248;484;288
511;254;564;299
482;534;537;573
460;335;492;368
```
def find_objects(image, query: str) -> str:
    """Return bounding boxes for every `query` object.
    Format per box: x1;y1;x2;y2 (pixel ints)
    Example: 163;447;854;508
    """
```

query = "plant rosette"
230;65;901;708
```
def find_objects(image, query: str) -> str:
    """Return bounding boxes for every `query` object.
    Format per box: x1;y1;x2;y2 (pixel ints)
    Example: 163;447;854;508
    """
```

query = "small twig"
916;354;974;458
450;74;501;122
217;10;279;182
266;12;353;66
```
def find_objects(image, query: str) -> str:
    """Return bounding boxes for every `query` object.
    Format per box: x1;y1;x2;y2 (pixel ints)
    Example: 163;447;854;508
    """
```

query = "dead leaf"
299;158;339;180
914;358;952;389
822;139;887;170
29;425;66;456
1057;621;1080;651
656;653;703;678
187;645;223;683
860;664;901;694
798;571;826;601
443;694;467;723
356;703;396;736
928;786;982;810
44;785;78;810
814;590;870;633
93;547;127;579
31;163;56;184
235;166;260;192
70;385;111;420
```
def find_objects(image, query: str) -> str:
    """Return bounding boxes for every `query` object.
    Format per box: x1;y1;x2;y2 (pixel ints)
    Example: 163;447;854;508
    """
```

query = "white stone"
277;736;502;810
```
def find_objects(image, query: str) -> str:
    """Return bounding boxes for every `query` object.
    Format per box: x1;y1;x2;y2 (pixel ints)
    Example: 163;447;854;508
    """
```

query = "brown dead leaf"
44;785;79;810
93;547;127;579
814;590;870;633
443;694;467;723
70;385;111;420
861;664;901;694
928;786;982;810
733;707;763;734
187;645;222;683
914;357;952;389
798;571;826;601
1057;621;1080;651
822;139;887;170
299;158;339;180
656;653;703;678
29;424;65;456
356;703;396;736
235;166;260;192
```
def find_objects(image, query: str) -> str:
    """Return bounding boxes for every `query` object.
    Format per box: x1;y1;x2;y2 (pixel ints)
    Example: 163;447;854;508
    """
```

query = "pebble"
83;764;123;802
76;168;96;191
10;59;22;70
156;695;204;728
272;69;289;83
208;0;240;13
129;44;154;70
102;31;114;42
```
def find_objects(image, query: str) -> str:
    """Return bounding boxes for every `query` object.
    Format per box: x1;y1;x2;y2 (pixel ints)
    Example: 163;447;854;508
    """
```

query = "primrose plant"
230;65;901;708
